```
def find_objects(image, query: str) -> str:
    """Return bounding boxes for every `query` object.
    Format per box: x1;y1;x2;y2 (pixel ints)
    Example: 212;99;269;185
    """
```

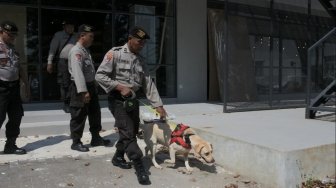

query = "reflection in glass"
113;12;176;97
0;0;36;4
0;0;176;101
41;0;112;10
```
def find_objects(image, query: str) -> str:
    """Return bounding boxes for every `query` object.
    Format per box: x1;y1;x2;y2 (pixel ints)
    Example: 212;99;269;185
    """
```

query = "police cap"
129;26;150;40
78;24;94;33
62;18;76;26
0;20;18;34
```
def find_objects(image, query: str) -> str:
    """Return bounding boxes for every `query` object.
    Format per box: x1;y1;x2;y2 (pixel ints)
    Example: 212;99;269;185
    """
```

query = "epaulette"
113;47;122;51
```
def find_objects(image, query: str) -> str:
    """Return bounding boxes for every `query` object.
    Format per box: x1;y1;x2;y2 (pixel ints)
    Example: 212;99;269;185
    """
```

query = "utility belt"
109;90;140;112
0;80;19;87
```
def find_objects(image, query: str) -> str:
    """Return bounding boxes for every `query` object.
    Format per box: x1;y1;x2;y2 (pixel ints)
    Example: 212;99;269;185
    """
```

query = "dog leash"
138;99;178;129
138;99;161;117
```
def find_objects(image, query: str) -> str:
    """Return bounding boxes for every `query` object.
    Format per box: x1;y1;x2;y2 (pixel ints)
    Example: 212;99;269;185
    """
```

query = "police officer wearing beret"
47;19;77;113
96;26;167;185
0;20;29;155
68;24;110;152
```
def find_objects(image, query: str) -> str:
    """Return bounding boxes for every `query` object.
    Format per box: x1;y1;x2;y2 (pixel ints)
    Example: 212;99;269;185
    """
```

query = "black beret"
129;26;150;40
0;21;18;33
78;24;94;33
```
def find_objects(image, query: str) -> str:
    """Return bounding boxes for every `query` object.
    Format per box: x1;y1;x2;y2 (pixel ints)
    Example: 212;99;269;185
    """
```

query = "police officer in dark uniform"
0;20;28;155
96;26;167;185
68;24;110;152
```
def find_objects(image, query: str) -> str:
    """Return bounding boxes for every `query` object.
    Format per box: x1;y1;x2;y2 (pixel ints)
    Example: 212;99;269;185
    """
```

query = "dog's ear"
194;143;204;154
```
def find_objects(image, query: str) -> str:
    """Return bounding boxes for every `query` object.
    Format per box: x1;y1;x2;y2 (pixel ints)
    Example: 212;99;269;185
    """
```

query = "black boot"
112;150;132;169
4;138;26;155
90;133;111;147
133;158;151;185
71;140;89;152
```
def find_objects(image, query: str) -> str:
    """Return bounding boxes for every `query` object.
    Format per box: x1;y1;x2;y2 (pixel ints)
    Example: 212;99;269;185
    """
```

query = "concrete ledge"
1;103;334;188
195;128;336;188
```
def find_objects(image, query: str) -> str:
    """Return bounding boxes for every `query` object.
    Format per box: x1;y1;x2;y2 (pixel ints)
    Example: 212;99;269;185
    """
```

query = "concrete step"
0;103;334;188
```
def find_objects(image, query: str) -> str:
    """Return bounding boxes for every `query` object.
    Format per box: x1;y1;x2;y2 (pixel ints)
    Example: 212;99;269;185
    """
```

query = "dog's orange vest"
170;124;194;149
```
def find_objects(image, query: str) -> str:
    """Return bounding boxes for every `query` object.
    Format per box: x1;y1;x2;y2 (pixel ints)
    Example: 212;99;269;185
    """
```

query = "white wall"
176;0;207;102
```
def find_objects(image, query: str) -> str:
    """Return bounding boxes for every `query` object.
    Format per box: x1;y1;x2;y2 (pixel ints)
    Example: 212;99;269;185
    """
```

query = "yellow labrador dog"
142;121;215;172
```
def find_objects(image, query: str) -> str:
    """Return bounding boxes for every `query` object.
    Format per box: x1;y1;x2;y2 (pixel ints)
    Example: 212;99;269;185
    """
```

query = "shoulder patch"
75;54;82;61
106;52;113;61
104;51;113;62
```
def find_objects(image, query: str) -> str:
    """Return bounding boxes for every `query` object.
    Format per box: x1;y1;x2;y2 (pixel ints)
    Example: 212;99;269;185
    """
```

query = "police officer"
0;20;29;155
68;24;110;152
95;26;167;185
47;19;77;113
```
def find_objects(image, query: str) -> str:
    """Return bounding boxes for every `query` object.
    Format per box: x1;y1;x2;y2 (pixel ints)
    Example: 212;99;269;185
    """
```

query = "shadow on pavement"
22;135;70;152
101;132;119;146
83;134;118;148
143;150;217;174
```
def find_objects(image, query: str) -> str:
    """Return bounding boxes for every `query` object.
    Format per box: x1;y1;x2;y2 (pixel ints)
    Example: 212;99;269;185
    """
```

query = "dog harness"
170;124;194;149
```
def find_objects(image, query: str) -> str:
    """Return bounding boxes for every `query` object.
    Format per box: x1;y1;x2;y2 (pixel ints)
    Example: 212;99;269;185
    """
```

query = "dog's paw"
186;167;193;173
154;164;163;169
164;159;175;164
177;168;193;175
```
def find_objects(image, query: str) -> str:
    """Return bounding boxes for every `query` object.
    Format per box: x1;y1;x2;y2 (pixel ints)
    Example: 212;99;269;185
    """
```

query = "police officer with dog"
95;26;167;185
0;20;29;155
68;24;110;152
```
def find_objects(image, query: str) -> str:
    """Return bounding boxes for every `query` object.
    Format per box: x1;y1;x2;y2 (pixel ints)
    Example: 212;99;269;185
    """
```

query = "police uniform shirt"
59;43;74;59
95;43;163;108
47;31;77;64
0;38;19;81
68;42;95;93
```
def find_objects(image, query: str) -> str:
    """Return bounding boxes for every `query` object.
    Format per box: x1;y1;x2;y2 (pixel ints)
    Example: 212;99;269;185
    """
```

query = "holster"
123;98;138;112
109;90;139;112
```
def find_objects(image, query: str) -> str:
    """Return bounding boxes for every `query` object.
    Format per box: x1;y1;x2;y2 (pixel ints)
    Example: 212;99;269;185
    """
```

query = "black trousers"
108;92;142;161
0;80;23;139
69;82;101;141
57;58;71;105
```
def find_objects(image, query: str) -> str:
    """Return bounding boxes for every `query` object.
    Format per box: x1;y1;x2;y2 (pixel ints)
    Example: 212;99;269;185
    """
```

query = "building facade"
0;0;334;111
0;0;177;102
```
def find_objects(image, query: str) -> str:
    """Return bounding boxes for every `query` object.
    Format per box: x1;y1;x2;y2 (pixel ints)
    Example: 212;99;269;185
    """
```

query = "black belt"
109;90;142;102
0;80;19;87
109;90;128;101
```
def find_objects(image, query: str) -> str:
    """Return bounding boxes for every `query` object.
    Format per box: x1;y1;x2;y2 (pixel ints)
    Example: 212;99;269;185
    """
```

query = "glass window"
41;9;113;100
0;5;40;101
113;13;176;97
41;0;113;10
0;0;176;101
114;0;174;16
209;0;320;111
0;0;36;4
26;8;40;101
